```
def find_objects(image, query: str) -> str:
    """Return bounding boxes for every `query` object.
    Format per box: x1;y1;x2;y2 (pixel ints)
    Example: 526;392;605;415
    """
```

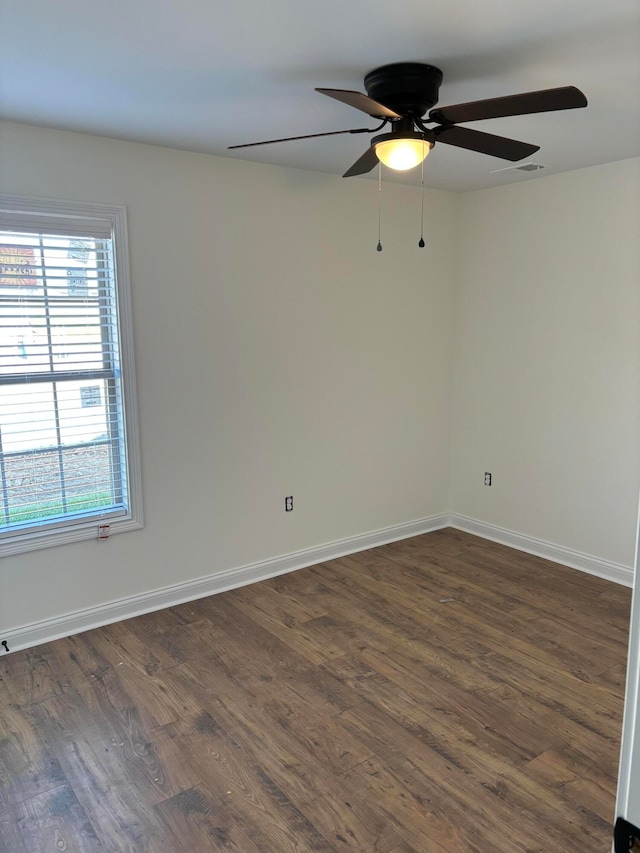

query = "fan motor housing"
364;62;443;117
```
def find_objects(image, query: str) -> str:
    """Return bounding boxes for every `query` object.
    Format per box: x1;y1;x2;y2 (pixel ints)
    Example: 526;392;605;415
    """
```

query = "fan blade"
228;127;373;149
430;86;587;125
316;88;402;119
343;146;379;178
435;125;540;161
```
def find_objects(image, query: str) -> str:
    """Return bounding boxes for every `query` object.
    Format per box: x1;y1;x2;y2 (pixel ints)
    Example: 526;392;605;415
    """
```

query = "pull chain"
377;162;382;252
418;145;426;248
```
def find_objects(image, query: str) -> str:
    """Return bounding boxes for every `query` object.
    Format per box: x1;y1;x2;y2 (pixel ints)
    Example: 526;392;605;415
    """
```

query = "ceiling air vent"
490;162;550;175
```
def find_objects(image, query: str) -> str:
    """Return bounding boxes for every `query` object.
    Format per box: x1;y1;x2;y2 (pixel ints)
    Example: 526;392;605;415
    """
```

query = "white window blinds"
0;195;142;552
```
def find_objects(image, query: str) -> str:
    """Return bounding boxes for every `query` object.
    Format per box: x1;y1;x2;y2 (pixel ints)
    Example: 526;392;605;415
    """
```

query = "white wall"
0;121;457;634
451;158;640;567
1;120;639;642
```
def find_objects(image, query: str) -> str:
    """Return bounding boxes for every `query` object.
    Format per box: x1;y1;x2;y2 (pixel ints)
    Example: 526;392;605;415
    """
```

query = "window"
0;195;143;555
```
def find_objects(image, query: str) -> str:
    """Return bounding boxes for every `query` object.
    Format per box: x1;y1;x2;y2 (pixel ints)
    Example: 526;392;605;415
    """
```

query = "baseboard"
449;513;634;588
2;513;450;654
3;511;632;655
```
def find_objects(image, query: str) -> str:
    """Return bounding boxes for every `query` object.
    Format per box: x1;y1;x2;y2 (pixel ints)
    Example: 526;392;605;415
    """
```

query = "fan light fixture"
373;133;433;171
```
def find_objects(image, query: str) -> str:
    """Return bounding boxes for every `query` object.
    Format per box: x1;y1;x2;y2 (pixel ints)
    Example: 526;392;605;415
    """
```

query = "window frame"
0;193;143;555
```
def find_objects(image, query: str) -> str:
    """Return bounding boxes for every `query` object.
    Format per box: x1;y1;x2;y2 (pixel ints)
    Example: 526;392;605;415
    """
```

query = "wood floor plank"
326;556;615;692
161;711;348;851
230;598;349;665
30;679;197;807
306;562;476;654
280;663;365;715
337;700;594;853
93;654;203;730
381;545;631;660
232;579;330;623
196;596;315;679
247;680;374;774
13;784;105;852
51;733;173;852
0;801;28;853
207;689;403;851
313;601;502;695
0;644;70;706
0;736;67;806
360;645;560;763
495;685;622;783
595;662;629;691
86;619;183;677
154;784;293;853
480;661;623;749
0;529;630;852
526;745;617;824
338;756;463;853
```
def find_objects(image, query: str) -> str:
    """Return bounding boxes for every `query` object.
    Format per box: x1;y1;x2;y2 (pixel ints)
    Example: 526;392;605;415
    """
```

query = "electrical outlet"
285;496;293;512
484;472;492;486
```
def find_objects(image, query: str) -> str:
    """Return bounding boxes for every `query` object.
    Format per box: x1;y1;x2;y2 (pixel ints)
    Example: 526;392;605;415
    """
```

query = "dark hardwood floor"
0;529;632;851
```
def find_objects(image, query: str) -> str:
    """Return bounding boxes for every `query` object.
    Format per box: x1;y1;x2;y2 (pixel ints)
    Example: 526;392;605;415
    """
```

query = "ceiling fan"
229;62;587;177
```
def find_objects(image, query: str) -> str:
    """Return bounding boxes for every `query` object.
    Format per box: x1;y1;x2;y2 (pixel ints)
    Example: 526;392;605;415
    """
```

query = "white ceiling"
1;0;639;191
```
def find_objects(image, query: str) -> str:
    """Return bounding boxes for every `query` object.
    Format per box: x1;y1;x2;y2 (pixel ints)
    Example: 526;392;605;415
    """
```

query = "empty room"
1;0;640;850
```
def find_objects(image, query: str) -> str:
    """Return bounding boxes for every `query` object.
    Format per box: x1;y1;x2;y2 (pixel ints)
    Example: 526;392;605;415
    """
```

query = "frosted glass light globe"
375;138;431;171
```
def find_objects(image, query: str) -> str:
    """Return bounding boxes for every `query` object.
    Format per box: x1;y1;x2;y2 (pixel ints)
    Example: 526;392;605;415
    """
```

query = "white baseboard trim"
449;513;634;588
2;513;450;654
4;511;632;655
